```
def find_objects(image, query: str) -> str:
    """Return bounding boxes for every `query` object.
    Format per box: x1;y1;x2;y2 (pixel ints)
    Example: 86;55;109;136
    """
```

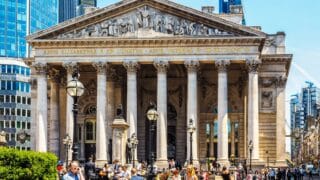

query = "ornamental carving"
260;77;275;88
154;60;169;73
261;91;273;108
246;59;261;73
92;62;107;74
56;6;233;39
184;60;200;72
275;76;287;88
215;60;230;72
48;69;61;83
62;62;78;74
123;61;140;73
33;62;47;75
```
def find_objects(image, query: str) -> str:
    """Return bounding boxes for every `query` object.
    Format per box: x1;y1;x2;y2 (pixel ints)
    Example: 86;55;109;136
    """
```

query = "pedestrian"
62;161;85;180
221;166;231;180
131;168;143;180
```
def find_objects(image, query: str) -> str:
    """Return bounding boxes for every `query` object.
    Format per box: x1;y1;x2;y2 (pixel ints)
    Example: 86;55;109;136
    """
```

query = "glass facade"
0;59;31;149
59;0;97;22
0;0;57;58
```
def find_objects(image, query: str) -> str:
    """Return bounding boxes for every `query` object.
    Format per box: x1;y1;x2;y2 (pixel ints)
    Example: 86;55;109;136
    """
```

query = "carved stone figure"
165;16;174;34
261;91;273;108
100;20;109;36
140;6;150;28
127;18;134;32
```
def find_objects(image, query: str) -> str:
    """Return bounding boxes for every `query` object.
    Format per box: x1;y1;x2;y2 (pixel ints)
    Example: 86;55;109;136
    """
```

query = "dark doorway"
85;143;96;161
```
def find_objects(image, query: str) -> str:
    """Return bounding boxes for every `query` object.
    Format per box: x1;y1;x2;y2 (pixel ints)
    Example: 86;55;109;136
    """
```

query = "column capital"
246;59;261;73
123;61;140;73
48;69;61;83
215;60;230;72
153;60;169;73
62;62;78;74
33;62;47;75
92;62;107;74
184;60;200;72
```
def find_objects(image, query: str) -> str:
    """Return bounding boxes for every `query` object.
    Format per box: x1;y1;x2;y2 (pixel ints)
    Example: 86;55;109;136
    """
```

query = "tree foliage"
0;147;58;180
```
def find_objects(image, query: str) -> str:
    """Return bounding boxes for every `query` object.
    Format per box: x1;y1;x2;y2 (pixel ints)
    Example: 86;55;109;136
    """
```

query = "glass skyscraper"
59;0;97;23
0;0;57;149
0;0;58;58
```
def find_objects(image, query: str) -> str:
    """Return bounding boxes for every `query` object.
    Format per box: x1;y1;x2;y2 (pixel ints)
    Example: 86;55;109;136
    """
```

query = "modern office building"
219;0;245;25
27;0;292;167
0;0;57;149
290;82;320;163
0;58;31;150
59;0;97;22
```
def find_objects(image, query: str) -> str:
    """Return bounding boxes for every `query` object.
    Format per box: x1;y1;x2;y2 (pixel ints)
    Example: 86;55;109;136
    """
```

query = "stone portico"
26;0;292;168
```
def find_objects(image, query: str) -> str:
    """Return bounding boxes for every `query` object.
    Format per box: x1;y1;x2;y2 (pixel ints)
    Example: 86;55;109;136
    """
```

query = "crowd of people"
56;158;318;180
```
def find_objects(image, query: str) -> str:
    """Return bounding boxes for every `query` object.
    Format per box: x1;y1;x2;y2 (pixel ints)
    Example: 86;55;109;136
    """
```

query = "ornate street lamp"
63;134;72;169
188;118;196;165
130;133;139;168
0;131;7;146
230;154;235;167
146;104;158;179
66;70;84;161
248;140;253;171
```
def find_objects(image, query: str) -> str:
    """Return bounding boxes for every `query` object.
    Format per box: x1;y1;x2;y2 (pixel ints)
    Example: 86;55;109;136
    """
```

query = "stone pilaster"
185;60;199;166
33;62;48;152
48;70;60;156
93;62;108;166
62;62;78;162
154;60;169;168
231;122;235;156
275;76;287;166
246;59;261;161
215;60;230;166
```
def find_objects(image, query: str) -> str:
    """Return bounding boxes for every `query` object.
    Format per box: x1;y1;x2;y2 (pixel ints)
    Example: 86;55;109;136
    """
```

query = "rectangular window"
5;108;10;115
11;121;15;128
6;81;12;90
27;122;30;129
11;95;15;103
27;110;31;117
21;67;25;75
17;109;21;116
20;82;25;92
5;95;10;103
5;121;9;128
15;82;19;91
0;95;4;102
26;83;30;93
1;65;6;73
11;133;15;141
27;98;31;105
0;108;4;115
26;68;30;76
22;122;25;129
1;81;6;90
17;96;21;103
11;108;15;116
22;109;26;116
7;65;12;73
22;97;26;104
0;121;3;128
17;121;21;128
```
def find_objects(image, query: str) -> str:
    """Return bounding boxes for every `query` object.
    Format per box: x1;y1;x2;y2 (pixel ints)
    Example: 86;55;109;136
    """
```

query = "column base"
275;160;288;168
95;159;108;168
247;159;265;172
217;159;230;168
155;159;168;170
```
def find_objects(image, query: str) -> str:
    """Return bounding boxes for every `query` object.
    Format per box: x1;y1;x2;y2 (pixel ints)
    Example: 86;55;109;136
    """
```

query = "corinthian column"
123;61;139;138
48;70;60;156
33;62;48;152
215;60;230;166
154;60;169;167
93;62;108;165
185;60;199;166
62;62;78;162
246;59;261;161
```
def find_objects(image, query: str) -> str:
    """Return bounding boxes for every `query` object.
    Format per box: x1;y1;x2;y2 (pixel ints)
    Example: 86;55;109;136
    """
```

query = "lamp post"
0;131;7;147
248;140;253;171
130;133;139;168
63;134;72;169
66;70;84;161
146;104;158;179
188;118;196;165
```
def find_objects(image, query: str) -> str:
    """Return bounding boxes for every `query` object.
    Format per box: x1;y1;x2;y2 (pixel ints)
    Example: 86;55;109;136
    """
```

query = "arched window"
85;120;96;143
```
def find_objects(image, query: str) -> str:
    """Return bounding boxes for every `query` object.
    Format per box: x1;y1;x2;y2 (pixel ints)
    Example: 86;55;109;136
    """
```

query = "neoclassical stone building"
26;0;292;167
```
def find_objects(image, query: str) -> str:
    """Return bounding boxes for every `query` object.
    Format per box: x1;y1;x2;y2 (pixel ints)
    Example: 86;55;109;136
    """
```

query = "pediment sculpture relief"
57;6;233;39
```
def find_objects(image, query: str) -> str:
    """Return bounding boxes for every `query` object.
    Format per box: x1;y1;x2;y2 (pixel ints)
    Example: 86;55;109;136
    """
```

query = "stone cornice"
261;54;292;76
27;0;265;41
29;36;264;48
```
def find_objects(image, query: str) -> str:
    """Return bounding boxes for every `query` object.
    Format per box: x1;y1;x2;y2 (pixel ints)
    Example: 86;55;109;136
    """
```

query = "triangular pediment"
27;0;266;41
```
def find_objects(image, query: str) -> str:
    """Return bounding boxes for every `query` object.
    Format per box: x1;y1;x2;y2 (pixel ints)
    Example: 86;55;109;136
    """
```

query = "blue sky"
98;0;320;149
